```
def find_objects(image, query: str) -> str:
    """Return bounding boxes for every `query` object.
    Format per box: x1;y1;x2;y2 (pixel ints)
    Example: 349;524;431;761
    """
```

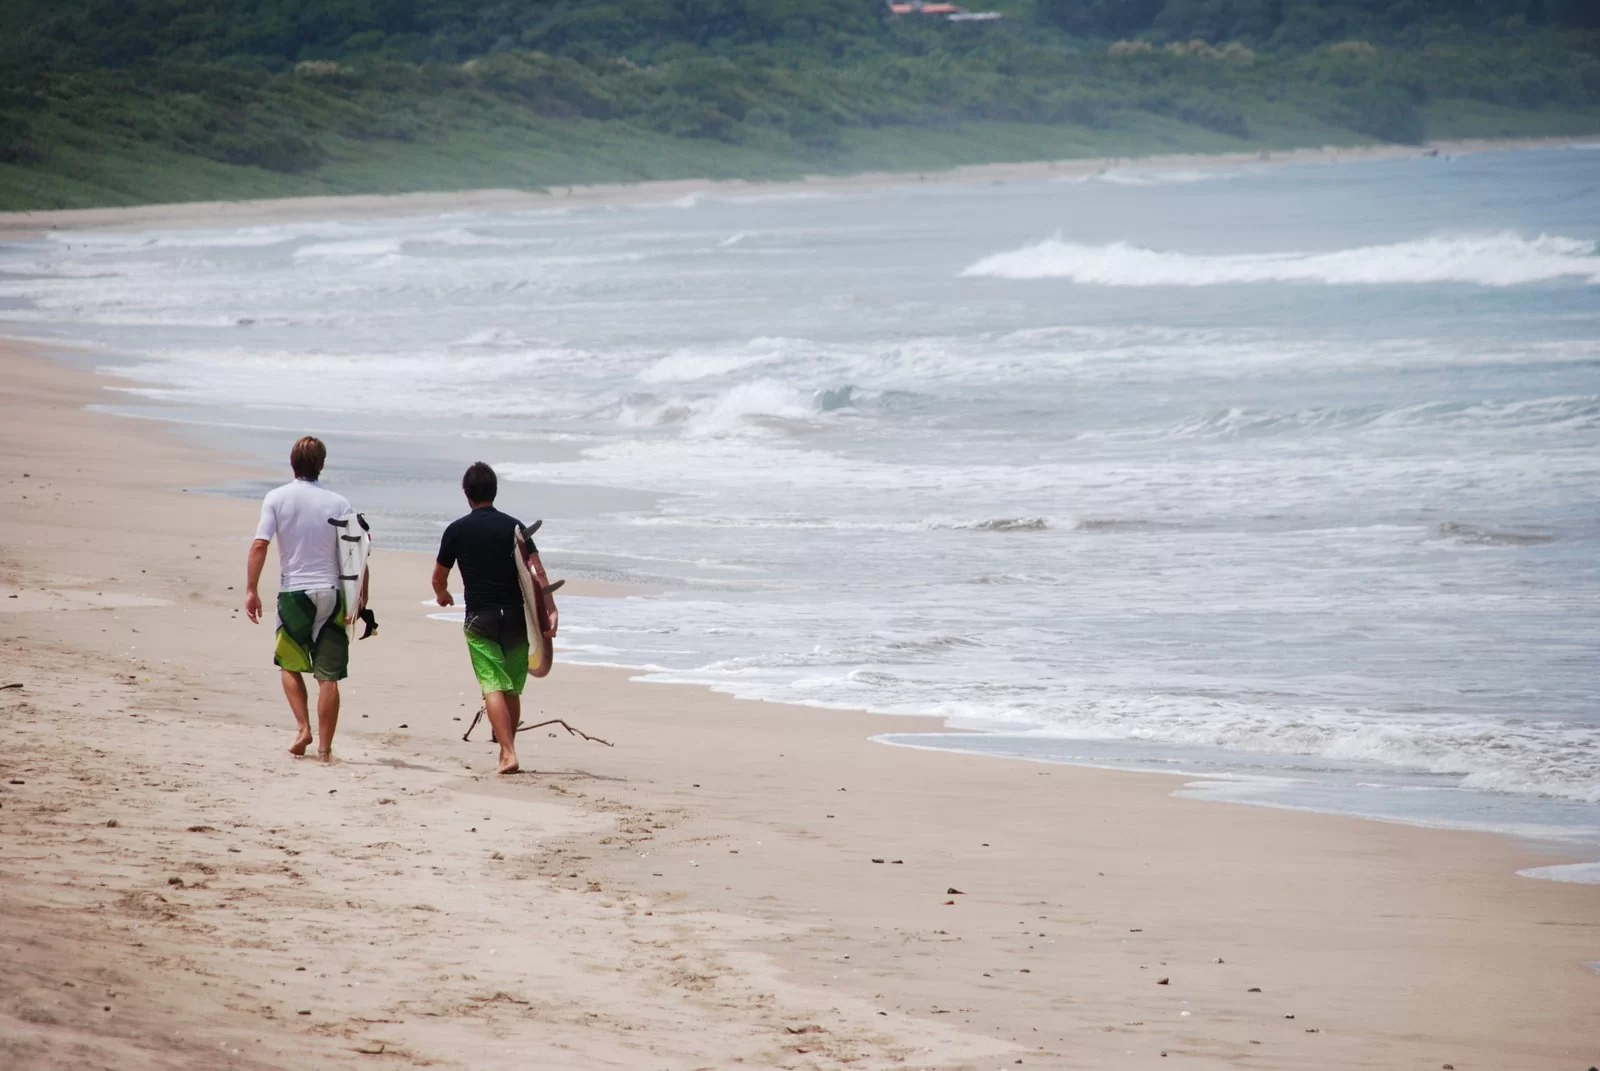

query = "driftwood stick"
518;718;615;747
462;708;613;747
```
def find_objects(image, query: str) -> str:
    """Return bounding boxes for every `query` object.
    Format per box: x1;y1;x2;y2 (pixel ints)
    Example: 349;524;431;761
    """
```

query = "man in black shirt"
432;462;554;774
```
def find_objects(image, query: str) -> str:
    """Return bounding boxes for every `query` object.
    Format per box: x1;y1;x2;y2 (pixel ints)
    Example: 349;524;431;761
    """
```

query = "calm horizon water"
5;145;1599;877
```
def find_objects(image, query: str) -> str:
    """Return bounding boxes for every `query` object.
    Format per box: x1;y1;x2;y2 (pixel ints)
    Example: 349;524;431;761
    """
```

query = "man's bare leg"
316;680;340;762
484;691;520;774
281;671;313;756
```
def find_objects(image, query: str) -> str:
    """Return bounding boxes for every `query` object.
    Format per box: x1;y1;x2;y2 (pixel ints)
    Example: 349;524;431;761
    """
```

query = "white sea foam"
962;233;1600;286
1516;861;1600;884
574;648;1600;805
405;227;535;249
295;238;405;258
451;327;533;348
637;349;777;384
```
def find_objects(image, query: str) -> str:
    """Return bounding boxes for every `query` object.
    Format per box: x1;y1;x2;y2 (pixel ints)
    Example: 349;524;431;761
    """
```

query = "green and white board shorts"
274;588;349;681
463;607;528;696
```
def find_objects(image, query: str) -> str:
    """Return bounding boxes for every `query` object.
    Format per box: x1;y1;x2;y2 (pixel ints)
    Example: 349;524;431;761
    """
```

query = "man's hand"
431;562;454;608
544;604;558;638
245;538;271;624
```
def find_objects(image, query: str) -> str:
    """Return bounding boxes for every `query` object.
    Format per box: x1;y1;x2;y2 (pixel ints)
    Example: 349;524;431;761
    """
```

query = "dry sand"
0;135;1594;239
1;342;1598;1071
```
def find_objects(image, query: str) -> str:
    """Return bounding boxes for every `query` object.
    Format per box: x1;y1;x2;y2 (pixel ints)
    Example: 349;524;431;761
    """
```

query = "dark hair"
290;436;326;480
462;461;497;504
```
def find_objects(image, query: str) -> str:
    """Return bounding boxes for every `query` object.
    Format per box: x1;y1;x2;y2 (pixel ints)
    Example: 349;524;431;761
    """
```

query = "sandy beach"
0;135;1594;240
3;325;1598;1071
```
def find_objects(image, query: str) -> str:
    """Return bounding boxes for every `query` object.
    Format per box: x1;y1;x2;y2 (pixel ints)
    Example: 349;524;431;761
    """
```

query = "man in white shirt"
244;436;354;761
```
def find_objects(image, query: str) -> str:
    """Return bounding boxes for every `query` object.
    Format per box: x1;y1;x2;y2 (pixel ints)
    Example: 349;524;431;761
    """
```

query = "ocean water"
5;146;1599;868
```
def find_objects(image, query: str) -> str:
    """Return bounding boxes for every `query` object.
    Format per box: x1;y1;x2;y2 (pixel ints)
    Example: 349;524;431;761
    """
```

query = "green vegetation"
2;0;1598;210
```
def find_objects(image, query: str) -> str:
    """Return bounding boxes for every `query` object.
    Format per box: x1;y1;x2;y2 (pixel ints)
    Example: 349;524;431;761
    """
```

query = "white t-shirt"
254;479;353;592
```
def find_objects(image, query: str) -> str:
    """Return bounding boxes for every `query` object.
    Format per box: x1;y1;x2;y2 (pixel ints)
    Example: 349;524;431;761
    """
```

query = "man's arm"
431;562;454;607
245;539;270;623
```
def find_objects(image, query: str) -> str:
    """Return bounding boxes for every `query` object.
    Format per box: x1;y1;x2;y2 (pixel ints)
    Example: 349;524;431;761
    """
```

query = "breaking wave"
940;517;1050;532
1087;167;1250;186
961;233;1600;287
615;379;832;435
1430;522;1556;547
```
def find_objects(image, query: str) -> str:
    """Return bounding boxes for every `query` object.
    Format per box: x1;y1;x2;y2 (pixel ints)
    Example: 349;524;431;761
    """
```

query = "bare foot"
289;730;313;757
316;749;335;765
497;751;520;775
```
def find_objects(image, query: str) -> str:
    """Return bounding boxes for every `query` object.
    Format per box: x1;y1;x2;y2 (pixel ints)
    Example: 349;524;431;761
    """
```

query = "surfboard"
329;511;376;637
513;521;562;679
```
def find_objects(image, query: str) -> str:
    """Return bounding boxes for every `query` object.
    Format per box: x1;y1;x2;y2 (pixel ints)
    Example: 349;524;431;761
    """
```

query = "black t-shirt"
436;506;536;612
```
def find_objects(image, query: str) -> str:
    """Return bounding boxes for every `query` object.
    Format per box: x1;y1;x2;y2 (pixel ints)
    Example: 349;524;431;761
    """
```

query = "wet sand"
1;342;1597;1070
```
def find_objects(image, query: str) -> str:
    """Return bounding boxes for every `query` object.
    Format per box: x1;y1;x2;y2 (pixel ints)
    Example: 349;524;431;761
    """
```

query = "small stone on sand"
105;819;118;827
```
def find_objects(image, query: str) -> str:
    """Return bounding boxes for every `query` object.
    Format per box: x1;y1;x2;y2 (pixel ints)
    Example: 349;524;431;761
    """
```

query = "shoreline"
1;133;1595;239
4;340;1599;1067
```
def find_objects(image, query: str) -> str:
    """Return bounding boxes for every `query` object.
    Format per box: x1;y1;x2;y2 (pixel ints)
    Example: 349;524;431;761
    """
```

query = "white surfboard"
330;511;371;620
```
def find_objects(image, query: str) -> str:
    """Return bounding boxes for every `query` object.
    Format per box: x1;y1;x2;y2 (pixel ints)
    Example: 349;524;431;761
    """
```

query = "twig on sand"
519;718;614;747
462;707;614;747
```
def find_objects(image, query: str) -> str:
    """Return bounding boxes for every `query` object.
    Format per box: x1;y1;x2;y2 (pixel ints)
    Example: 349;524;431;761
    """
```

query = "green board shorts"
463;607;529;696
274;588;349;682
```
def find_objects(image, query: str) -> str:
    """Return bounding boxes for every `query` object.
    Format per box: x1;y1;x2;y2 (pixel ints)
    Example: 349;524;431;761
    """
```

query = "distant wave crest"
1157;395;1600;439
961;233;1600;287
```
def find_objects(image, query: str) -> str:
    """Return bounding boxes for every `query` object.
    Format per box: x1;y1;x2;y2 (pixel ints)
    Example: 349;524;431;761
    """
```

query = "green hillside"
2;0;1598;210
